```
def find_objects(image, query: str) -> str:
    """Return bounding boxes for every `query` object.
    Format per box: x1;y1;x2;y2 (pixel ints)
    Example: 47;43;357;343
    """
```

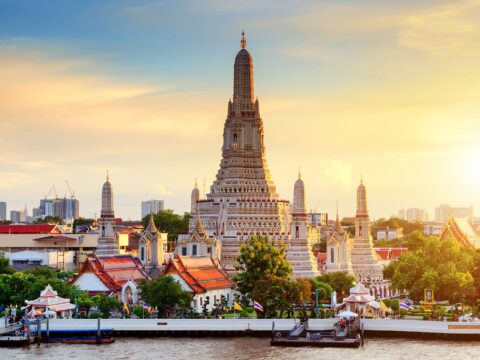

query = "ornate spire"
101;173;114;218
234;32;254;104
298;167;301;179
192;206;208;240
356;179;368;218
146;213;158;234
240;30;246;49
293;172;306;214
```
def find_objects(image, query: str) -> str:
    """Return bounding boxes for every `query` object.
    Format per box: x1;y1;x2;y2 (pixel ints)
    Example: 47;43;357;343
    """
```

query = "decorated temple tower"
182;34;321;277
96;172;119;255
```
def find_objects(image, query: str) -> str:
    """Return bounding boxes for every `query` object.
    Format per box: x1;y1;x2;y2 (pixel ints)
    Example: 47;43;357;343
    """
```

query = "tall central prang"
189;33;291;272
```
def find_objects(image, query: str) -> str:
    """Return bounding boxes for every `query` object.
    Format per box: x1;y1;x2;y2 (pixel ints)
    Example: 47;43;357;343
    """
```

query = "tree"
0;256;14;275
252;275;290;318
92;293;121;318
142;210;189;242
386;236;474;302
35;216;64;225
76;291;95;316
309;278;334;303
316;272;355;298
72;217;95;233
233;235;291;301
138;276;192;317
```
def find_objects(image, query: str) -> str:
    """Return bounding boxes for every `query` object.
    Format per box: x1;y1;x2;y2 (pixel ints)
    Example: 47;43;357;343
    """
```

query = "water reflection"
3;337;480;360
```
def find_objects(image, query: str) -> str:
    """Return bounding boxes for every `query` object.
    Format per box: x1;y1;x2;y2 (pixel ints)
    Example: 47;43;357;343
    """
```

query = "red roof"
0;224;62;234
163;255;234;295
373;247;408;261
74;254;150;292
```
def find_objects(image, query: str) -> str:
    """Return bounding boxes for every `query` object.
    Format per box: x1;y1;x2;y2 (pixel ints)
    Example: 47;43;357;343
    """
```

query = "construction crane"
65;180;76;199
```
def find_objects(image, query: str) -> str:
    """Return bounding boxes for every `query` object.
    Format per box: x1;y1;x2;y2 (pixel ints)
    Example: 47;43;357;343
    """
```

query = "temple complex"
187;33;319;277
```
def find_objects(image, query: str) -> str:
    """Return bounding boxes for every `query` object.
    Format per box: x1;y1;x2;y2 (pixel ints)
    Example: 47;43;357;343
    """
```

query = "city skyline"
1;1;480;220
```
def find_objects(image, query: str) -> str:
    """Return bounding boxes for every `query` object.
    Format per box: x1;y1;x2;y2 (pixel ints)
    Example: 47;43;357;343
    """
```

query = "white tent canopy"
338;310;358;318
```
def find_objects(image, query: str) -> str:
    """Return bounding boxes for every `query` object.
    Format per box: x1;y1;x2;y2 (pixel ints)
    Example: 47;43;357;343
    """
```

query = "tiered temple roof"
163;255;234;294
74;254;150;292
440;217;480;249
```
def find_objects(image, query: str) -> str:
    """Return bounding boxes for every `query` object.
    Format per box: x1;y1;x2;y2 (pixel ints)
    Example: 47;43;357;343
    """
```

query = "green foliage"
142;210;189;241
251;276;312;319
372;218;424;240
34;216;64;225
138;276;192;317
72;217;95;232
0;267;76;307
0;255;14;275
233;235;292;300
387;236;474;302
76;290;95;315
92;293;121;318
316;272;355;297
382;298;399;312
309;279;333;302
133;305;150;318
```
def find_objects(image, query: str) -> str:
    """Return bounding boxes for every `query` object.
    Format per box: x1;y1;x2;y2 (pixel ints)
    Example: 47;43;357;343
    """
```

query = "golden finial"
240;30;247;49
298;167;301;179
106;169;110;182
194;178;198;189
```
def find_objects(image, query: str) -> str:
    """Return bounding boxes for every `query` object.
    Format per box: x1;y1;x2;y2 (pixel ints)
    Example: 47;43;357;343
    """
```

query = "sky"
1;0;480;221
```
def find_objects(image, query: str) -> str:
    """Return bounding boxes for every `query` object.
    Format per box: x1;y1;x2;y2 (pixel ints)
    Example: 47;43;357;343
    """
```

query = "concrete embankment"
46;318;480;340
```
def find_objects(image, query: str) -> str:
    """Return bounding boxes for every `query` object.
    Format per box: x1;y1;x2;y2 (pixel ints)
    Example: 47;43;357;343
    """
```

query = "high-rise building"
10;210;21;223
435;204;474;223
36;197;79;222
398;209;406;220
0;202;6;221
406;208;427;222
141;200;164;219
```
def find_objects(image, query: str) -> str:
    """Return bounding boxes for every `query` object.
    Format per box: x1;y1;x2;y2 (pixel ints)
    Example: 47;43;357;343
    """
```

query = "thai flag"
399;302;412;311
253;300;264;313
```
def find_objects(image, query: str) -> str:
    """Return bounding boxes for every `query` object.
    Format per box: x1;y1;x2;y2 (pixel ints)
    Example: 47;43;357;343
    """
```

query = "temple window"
207;247;212;254
192;244;198;256
359;226;363;236
233;133;238;143
295;226;299;239
331;247;334;263
140;247;145;261
182;247;187;256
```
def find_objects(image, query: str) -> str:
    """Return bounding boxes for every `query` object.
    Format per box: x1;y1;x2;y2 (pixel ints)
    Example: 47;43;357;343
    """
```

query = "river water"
3;337;480;360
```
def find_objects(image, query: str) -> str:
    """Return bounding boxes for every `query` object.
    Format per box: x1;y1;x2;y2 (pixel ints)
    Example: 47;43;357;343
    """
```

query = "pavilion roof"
25;284;74;309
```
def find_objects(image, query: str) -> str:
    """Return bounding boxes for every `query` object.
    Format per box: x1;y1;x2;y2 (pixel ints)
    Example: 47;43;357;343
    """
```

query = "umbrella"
337;311;358;319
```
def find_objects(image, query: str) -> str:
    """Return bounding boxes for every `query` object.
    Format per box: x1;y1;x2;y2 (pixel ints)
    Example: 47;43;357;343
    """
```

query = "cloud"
155;183;174;196
398;0;480;57
319;160;353;190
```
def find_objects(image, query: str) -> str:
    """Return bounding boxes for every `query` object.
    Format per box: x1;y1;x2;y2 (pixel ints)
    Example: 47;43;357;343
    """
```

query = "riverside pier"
38;318;480;340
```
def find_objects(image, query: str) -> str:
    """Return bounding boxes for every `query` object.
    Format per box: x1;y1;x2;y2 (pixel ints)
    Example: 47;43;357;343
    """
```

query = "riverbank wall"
42;318;480;340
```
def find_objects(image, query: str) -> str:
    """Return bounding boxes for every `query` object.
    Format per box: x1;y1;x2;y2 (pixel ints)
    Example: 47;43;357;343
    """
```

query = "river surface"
3;337;480;359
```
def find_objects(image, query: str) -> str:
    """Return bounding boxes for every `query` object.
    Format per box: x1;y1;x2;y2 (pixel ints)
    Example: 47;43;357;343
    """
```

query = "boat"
41;328;115;345
271;318;363;348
